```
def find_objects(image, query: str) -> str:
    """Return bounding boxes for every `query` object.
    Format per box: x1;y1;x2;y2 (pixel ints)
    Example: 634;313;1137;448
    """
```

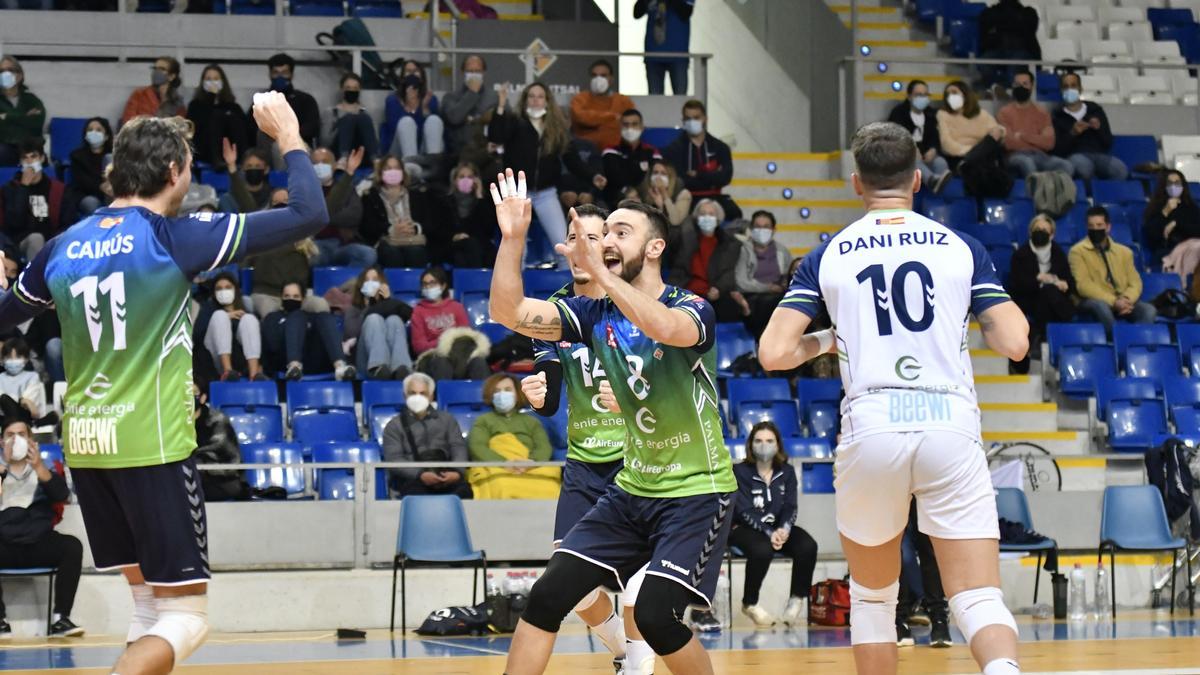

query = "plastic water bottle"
1068;564;1088;621
524;571;539;594
1094;563;1112;619
486;574;500;598
502;572;522;595
713;572;731;628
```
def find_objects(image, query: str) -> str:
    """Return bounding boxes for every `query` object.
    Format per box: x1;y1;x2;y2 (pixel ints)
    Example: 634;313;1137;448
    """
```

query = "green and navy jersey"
554;285;736;498
532;285;625;464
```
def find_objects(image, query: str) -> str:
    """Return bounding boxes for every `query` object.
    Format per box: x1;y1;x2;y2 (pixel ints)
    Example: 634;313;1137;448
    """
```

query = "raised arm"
758;247;836;371
487;169;564;341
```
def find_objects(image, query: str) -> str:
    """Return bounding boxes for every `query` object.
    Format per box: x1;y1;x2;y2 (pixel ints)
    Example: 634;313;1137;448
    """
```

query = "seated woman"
467;373;560;499
435;162;498;268
411;267;490;380
1007;214;1074;374
1145;170;1200;283
937;80;1007;194
342;267;413;381
637;159;692;229
328;72;379;165
261;281;355;381
385;60;444;160
0;337;45;420
194;272;266;383
68;117;113;216
360;154;433;269
730;421;819;628
666;198;744;322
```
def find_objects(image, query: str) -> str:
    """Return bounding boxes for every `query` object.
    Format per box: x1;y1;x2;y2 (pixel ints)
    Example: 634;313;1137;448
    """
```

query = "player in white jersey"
760;122;1029;675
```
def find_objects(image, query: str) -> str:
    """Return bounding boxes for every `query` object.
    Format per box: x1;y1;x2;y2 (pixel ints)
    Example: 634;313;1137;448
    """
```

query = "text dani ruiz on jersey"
837;229;949;255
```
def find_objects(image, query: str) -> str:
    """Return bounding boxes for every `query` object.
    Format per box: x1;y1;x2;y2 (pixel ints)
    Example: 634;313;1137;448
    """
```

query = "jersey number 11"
70;273;128;352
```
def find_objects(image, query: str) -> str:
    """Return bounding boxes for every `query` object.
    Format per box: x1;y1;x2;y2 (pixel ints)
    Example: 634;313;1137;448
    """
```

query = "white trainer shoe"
742;604;776;628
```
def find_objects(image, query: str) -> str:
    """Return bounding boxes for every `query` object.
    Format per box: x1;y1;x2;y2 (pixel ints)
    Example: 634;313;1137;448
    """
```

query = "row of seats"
133;0;433;18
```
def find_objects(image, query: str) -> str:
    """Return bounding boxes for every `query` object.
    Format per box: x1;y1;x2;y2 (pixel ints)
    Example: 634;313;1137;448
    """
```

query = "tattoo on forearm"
515;313;561;337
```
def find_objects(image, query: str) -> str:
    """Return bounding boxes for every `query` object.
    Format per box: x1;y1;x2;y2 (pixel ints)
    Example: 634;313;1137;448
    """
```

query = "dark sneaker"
219;369;242;382
49;618;84;638
335;364;357;381
691;609;722;633
285;364;303;381
896;621;914;647
0;619;11;640
369;365;393;381
932;171;952;195
930;618;951;648
393;365;412;381
250;372;271;382
908;603;930;626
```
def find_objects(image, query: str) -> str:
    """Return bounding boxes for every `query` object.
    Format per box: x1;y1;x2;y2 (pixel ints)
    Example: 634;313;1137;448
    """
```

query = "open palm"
490;169;532;239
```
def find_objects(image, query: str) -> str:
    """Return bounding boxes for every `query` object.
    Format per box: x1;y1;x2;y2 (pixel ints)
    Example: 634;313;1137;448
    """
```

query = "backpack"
959;136;1013;199
316;19;391;90
415;603;492;636
1151;288;1196;320
808;578;850;626
1026;170;1076;218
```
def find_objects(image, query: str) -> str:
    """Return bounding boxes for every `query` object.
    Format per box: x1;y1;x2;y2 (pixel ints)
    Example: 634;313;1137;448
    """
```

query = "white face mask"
526;107;547;119
406;393;430;415
360;279;381;298
590;75;610;95
422;285;443;301
752;439;776;463
203;78;223;94
85;130;106;148
214;289;236;306
463;72;484;85
946;93;965;111
652;173;669;187
313;162;334;182
683;119;704;136
9;434;28;462
493;390;516;413
22;160;42;174
621;127;642;144
697;214;718;234
750;228;773;246
0;72;16;90
1167;184;1185;199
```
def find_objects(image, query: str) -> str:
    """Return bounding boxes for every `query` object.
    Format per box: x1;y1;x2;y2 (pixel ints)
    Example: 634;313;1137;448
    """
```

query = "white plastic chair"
1056;21;1102;41
1048;5;1097;23
1041;37;1081;62
1109;21;1155;43
1170;71;1200;105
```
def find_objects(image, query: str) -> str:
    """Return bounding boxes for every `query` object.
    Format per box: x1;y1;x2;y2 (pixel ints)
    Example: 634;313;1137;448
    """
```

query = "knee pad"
126;584;158;644
949;587;1017;647
633;577;694;656
522;553;608;634
620;566;647;609
572;587;602;614
145;594;209;663
849;579;899;646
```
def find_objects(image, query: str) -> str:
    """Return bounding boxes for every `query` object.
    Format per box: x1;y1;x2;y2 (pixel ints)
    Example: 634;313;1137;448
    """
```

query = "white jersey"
781;209;1011;442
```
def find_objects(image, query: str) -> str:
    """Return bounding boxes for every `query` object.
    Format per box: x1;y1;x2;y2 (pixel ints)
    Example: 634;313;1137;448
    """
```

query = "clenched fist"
522;371;548;410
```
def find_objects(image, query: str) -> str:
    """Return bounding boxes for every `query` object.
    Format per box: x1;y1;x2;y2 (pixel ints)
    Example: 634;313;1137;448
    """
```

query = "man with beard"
489;169;735;675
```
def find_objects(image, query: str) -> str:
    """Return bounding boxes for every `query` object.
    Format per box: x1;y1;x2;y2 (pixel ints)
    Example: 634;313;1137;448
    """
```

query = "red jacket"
411;298;469;355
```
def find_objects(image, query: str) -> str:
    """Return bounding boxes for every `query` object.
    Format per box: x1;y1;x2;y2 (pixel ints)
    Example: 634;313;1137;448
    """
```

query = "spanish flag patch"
98;216;124;229
875;216;905;225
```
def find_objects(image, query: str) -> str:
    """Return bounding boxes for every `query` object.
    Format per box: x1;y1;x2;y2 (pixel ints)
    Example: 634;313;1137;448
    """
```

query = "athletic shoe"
369;365;393;381
908;602;930;626
932;171;952;195
219;369;242;382
930;618;951;648
691;609;722;633
896;621;914;647
741;604;776;628
335;364;357;381
781;596;807;626
393;365;412;381
250;372;271;382
285;364;303;381
49;618;84;638
0;619;11;640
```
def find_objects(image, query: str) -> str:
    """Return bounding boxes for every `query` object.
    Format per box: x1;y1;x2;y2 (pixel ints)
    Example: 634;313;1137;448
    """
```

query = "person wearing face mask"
1145;171;1200;283
336;266;413;381
120;56;185;125
441;55;499;162
384;59;444;161
435;162;498;268
887;80;951;191
328;72;379;166
0;399;87;640
637;159;691;229
219;146;274;214
193;272;266;383
735;210;794;339
467;373;561;500
187;64;249;170
997;70;1074;179
1051;72;1128;181
245;232;327;319
0;56;46;169
68;116;114;216
261;281;356;381
729;421;819;629
381;372;473;498
667;198;745;322
361;154;431;268
601;108;663;206
246;53;322;150
1007;214;1075;374
570;59;636;151
0;137;70;260
937;81;1013;197
309;146;375;269
411;266;491;380
0;338;43;419
663;99;741;221
1069;206;1155;331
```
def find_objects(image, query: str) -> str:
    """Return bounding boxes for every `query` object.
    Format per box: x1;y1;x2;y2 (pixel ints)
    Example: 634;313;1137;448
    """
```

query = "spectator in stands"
3;266;62;384
328;72;378;166
601;109;662;205
0;57;46;168
663;100;740;221
121;57;185;125
634;0;694;95
977;0;1040;93
68;117;113;216
0;401;85;639
412;266;490;381
887;80;950;191
385;60;443;161
1069;206;1155;330
1145;170;1200;282
937;81;1008;195
637;159;691;228
0;137;69;259
571;59;636;151
735;210;793;339
467;373;560;500
342;267;413;381
668;198;745;322
360;153;431;269
1052;72;1128;181
998;70;1073;178
557;138;608;212
730;421;818;629
1008;214;1075;374
0;337;43;419
436;162;497;268
194;271;265;383
191;384;250;502
442;55;498;163
262;281;355;381
488;81;573;267
248;53;321;148
245;198;325;318
218;145;273;213
311;146;374;269
383;372;472;499
187;64;248;170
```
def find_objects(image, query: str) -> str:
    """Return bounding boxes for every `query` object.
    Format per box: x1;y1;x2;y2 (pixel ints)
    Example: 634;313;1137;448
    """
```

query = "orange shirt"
570;90;635;149
121;86;186;125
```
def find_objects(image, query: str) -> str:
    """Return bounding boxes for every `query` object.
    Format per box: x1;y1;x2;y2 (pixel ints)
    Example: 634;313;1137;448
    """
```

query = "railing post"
695;55;708;106
351;48;362;79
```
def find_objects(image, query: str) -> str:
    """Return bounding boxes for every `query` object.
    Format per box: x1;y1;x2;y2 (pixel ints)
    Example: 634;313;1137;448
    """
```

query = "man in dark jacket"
247;53;322;150
663;99;741;221
382;372;472;498
601;109;662;205
666;199;744;322
0;137;71;260
440;55;499;161
0;398;85;638
1052;72;1128;181
310;147;374;269
978;0;1040;90
887;80;950;190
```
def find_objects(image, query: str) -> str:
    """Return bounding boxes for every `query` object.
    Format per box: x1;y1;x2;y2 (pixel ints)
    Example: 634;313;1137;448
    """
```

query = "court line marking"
412;638;509;656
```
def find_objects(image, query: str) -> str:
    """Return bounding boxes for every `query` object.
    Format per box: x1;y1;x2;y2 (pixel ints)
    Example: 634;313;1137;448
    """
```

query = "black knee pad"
633;576;695;656
521;553;612;634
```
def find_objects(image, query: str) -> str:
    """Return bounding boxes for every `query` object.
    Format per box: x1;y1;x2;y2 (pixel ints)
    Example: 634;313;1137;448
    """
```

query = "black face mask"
1011;85;1032;103
1087;229;1108;246
1030;230;1050;247
244;168;266;186
343;90;360;104
282;298;302;313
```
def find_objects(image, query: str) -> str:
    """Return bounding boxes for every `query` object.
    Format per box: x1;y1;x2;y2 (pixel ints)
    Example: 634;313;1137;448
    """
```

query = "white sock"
624;638;655;675
592;611;626;658
127;584;158;644
982;658;1020;675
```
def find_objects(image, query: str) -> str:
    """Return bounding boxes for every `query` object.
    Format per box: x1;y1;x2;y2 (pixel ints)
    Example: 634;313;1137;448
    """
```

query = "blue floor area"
0;616;1197;670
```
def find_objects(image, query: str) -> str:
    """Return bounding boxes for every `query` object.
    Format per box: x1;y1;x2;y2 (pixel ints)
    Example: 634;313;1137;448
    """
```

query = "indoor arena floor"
0;611;1198;674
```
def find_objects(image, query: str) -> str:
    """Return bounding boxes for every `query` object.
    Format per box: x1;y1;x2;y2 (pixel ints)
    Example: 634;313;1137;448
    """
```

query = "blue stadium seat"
1108;220;1136;247
221;0;277;13
1107;399;1169;452
1164;376;1200;421
1154;23;1200;61
240;267;254;294
537;389;570;450
39;443;63;468
1046;323;1107;368
796;378;842;439
1059;345;1116;398
523;269;573;299
975;226;1013;249
1056;203;1089;245
1114;324;1172;369
436;379;484;410
785;437;835;494
716;322;756;377
210;381;278;411
948;17;980;57
1092;180;1146;206
286;380;354;420
785;436;833;459
995;487;1058;602
1125;346;1183;380
369;409;400;443
351;0;401;16
452;269;493;325
242;443;305;495
983;199;1034;242
987;246;1013;287
1098;377;1163;419
318;473;356;500
292;409;361;447
1140;273;1183;303
1174;406;1200;435
921;198;976;228
478;322;513;345
915;0;948;23
310;441;387;500
1110;136;1159;176
724;437;746;461
736;404;802;438
225;407;284;445
384;268;424;305
312;266;362;296
448;407;487;438
201;171;231;193
1148;8;1196;27
641;127;679;149
362;380;406;419
1178;324;1200;375
728;378;799;436
1035;71;1061;104
290;0;345;15
49;117;89;165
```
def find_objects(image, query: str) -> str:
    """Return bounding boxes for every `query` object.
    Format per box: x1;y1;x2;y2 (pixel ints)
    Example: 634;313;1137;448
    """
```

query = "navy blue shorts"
71;457;211;586
553;458;623;544
558;485;735;606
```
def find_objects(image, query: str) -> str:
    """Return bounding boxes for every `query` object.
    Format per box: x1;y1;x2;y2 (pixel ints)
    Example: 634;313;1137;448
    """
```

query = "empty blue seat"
292;409;361;446
921;198;976;229
1110;136;1159;176
1141;273;1183;303
724;437;746;461
1179;324;1200;375
785;436;833;459
362;380;406;418
225;407;284;445
800;463;835;494
1174;405;1200;434
983;199;1034;242
1126;346;1183;380
1099;485;1192;617
436;379;484;409
1059;345;1116;398
1056;203;1089;244
290;0;344;15
391;495;487;632
1165;375;1200;416
351;0;401;16
1148;7;1196;27
1092;180;1146;205
462;296;490;326
384;268;424;305
995;487;1058;602
523;269;573;299
452;269;493;325
796;378;842;439
49;118;89;165
1046;323;1107;368
716;323;756;377
728;378;799;436
1108;400;1169;451
369;408;401;443
1098;377;1163;419
286;380;354;420
948;17;980;57
987;246;1013;286
319;473;356;499
312;266;362;296
975;225;1013;249
736;404;802;438
1114;324;1172;368
310;441;387;500
209;381;278;411
242;443;305;495
1035;71;1061;104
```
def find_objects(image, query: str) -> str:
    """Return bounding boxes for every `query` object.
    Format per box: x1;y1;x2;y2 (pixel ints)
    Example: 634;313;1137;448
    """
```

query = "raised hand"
347;146;366;176
252;91;303;153
598;379;620;413
222;137;238;170
521;372;548;409
490;168;532;240
555;208;607;282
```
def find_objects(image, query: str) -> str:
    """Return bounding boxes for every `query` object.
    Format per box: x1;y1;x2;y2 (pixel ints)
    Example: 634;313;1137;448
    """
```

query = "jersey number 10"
856;262;935;336
70;273;127;352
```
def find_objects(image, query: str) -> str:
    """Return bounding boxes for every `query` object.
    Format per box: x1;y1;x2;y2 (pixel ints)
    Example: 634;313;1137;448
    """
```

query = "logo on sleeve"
97;216;124;229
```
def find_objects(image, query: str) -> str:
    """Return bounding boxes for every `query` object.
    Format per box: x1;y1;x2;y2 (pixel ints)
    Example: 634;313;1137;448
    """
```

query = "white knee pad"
949;587;1017;647
145;595;210;663
848;579;899;645
621;567;647;609
126;584;158;644
573;587;602;614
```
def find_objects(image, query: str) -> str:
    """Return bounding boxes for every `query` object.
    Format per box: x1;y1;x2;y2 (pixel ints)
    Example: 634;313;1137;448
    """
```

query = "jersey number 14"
70;273;127;352
856;262;935;336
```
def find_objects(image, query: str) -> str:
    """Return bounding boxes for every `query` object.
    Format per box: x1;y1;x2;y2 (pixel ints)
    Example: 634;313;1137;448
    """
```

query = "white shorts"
833;430;999;547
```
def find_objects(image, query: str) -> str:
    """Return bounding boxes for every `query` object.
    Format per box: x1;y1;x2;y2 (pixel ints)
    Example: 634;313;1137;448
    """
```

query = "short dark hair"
1086;205;1110;223
682;99;706;116
615;200;669;241
1060;71;1081;88
573;203;609;221
282;280;305;295
906;79;927;95
18;136;44;157
243;147;271;166
461;54;487;70
339;72;361;87
850;121;918;191
589;58;614;75
1013;68;1034;82
750;210;777;228
109;117;192;199
621;108;643;122
267;53;295;71
421;265;450;298
2;336;29;359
